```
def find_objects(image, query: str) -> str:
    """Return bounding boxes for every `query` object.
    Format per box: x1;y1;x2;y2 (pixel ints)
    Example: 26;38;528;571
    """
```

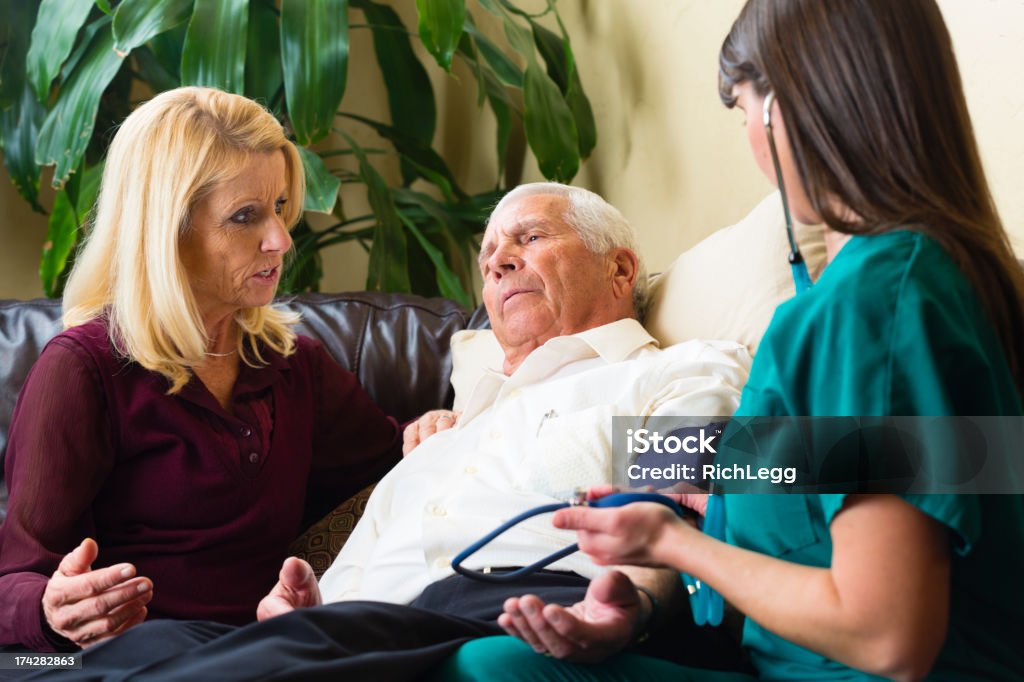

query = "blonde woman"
0;87;401;652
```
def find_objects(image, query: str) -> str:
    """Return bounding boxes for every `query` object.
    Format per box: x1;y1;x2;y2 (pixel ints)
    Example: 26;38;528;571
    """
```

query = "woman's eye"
230;207;254;224
275;198;287;215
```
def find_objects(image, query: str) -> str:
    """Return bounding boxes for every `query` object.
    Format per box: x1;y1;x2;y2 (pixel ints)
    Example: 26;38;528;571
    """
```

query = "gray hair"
491;183;649;320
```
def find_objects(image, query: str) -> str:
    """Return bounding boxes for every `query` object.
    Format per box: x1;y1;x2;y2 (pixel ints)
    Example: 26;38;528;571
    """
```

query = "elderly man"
36;184;749;681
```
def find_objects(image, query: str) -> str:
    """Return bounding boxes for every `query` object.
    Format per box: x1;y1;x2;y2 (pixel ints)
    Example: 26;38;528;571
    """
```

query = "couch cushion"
282;292;472;423
0;299;63;519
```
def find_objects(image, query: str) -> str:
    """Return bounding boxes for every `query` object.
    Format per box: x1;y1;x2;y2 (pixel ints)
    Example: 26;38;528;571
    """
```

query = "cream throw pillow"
645;191;826;353
448;192;827;407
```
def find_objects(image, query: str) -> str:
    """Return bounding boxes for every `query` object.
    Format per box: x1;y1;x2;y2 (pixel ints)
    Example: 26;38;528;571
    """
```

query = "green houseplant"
0;0;595;305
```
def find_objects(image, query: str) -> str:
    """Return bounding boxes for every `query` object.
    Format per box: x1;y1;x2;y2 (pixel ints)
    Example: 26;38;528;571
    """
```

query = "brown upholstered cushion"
289;484;376;579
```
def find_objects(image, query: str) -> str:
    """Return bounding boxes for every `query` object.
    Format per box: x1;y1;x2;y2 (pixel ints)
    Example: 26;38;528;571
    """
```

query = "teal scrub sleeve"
819;494;981;556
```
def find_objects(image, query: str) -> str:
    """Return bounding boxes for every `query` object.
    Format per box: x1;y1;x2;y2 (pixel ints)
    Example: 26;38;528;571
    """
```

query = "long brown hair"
719;0;1024;394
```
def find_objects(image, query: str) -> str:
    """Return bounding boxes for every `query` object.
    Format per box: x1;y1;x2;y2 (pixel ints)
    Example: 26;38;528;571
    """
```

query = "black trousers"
21;573;583;682
20;573;745;681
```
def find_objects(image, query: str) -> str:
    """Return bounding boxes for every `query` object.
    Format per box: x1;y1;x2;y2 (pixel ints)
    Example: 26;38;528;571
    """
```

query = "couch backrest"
0;292;484;522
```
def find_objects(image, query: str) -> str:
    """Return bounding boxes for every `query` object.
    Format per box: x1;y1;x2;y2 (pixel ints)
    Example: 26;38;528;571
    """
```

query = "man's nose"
487;243;522;279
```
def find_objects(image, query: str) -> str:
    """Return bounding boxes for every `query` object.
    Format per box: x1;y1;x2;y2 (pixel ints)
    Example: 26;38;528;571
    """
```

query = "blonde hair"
63;86;305;393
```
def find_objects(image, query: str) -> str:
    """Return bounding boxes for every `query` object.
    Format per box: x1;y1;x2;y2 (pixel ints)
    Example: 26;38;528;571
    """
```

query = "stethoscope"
764;91;814;296
452;490;726;627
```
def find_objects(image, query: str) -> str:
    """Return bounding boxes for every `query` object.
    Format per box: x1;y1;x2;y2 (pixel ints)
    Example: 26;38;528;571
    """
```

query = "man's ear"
609;247;639;302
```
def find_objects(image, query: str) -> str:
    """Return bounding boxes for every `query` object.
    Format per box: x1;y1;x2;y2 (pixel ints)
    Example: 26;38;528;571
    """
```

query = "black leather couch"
0;292;490;524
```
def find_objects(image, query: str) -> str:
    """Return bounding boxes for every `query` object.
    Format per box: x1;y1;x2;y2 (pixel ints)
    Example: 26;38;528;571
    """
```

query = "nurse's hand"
42;538;153;648
499;571;644;662
553;502;697;569
257;557;321;621
586;483;709;518
402;410;460;455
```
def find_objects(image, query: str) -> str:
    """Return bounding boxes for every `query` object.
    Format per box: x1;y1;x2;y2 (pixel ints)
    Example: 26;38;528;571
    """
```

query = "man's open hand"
497;570;644;662
256;557;322;621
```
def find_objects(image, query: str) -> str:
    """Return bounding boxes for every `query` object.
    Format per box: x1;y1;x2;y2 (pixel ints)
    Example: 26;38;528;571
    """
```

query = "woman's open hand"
42;538;152;648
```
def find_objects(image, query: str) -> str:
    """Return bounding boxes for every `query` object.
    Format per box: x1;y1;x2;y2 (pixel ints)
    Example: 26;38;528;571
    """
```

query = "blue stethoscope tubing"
451;491;727;627
684;492;725;626
451;493;681;583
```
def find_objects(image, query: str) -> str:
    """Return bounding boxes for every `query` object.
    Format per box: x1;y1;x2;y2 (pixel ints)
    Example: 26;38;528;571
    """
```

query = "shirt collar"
568;318;659;363
459;318;658;424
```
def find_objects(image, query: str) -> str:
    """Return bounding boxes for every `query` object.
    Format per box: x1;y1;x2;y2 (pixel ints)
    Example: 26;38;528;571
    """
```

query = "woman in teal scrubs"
437;0;1024;679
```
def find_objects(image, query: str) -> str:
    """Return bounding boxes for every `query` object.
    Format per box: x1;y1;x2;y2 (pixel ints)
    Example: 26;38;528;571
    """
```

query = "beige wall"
2;0;1022;300
517;0;1024;274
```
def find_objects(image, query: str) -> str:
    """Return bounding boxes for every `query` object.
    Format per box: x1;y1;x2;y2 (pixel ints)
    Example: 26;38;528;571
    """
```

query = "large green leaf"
0;0;45;211
281;219;324;293
40;160;103;296
530;19;595;158
25;0;95;103
95;0;112;14
455;31;515;183
484;69;512;182
523;60;578;182
395;187;478;302
132;45;179;93
280;0;348;146
415;0;464;71
181;0;248;93
147;22;188;82
341;113;463;199
500;11;535;57
297;145;340;214
355;0;435;185
244;0;282;105
338;130;410;293
397;208;471;308
0;82;46;212
464;15;522;88
35;24;124;187
112;0;194;55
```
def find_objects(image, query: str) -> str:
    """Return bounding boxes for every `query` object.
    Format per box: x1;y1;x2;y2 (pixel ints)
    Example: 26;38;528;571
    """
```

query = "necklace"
205;348;238;357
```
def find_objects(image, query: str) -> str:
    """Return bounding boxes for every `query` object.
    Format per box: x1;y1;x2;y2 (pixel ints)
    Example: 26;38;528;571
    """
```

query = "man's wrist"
633;585;659;643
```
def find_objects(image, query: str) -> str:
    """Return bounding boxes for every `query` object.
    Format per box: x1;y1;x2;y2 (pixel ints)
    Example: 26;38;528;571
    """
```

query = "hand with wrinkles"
402;409;460;455
498;570;645;662
42;539;152;648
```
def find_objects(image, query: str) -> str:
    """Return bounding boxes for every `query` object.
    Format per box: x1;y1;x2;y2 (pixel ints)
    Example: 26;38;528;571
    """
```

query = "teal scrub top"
727;230;1024;680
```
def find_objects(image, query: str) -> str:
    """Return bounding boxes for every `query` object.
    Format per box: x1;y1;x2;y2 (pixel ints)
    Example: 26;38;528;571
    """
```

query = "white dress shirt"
318;319;751;604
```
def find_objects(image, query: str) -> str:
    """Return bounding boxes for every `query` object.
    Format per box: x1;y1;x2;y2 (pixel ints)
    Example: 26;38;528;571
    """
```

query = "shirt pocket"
726;494;822;559
516;404;616;493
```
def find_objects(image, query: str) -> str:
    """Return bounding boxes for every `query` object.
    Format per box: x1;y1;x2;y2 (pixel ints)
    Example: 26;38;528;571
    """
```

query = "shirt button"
434;557;451;569
464;465;478;475
430;505;447;517
240;426;252;437
248;452;259;464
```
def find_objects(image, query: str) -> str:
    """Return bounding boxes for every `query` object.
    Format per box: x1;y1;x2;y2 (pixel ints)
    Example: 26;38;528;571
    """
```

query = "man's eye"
526;235;539;243
230;207;254;224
